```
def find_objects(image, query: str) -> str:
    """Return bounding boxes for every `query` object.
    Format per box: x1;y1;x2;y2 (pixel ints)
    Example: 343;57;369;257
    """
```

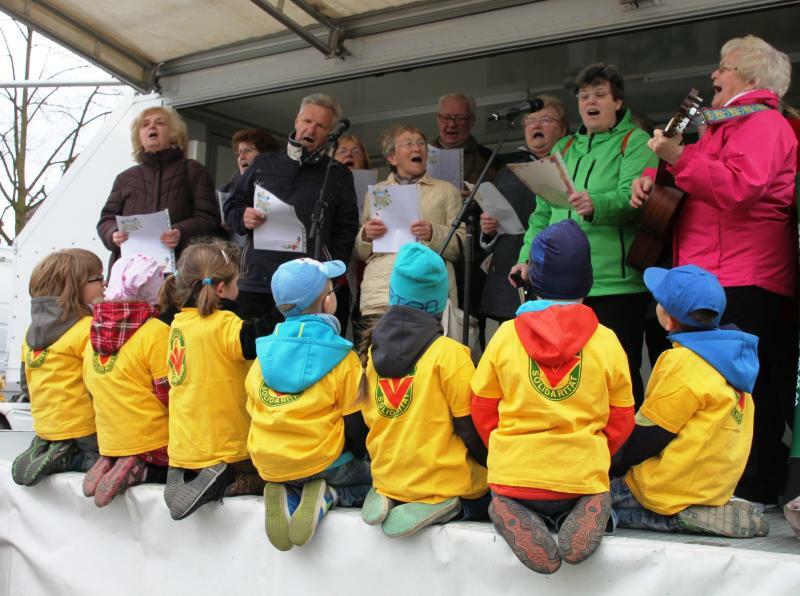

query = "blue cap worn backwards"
644;264;726;329
389;243;448;314
271;258;346;318
529;219;593;300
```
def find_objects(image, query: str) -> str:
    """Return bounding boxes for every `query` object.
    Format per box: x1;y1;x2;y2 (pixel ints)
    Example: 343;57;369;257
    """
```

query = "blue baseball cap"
644;264;726;329
271;258;346;317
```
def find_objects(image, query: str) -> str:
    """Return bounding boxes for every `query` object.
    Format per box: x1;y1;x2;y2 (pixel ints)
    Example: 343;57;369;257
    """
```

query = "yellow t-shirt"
246;350;362;481
625;346;754;515
471;320;634;494
82;318;170;456
167;308;252;468
23;316;95;440
362;336;488;504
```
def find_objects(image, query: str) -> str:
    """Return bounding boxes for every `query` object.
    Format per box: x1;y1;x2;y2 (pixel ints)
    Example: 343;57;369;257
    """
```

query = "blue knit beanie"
529;219;593;299
388;243;448;314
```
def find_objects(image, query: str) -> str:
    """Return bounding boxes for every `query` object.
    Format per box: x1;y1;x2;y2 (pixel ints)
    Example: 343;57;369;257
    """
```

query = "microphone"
327;118;351;143
487;99;544;121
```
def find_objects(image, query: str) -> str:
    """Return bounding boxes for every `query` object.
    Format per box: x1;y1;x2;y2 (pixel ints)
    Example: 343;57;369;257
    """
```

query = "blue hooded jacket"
256;314;353;394
669;328;760;393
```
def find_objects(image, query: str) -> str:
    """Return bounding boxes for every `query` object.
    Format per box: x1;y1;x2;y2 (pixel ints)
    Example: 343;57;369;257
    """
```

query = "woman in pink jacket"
631;35;798;506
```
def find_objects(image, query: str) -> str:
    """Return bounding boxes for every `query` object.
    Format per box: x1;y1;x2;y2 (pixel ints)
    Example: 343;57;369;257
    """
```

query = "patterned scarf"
91;301;159;355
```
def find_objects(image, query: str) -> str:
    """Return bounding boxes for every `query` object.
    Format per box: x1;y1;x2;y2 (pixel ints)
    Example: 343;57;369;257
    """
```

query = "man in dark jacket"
224;94;358;324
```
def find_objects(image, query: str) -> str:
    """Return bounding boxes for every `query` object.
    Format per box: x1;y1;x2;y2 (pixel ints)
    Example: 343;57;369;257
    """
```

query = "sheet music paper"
467;182;524;235
368;184;420;254
426;145;463;190
352;169;378;218
252;184;307;253
116;209;176;273
507;153;576;209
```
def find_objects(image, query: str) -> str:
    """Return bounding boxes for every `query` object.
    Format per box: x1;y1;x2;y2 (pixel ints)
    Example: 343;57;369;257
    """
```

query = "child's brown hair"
29;249;103;321
159;240;240;317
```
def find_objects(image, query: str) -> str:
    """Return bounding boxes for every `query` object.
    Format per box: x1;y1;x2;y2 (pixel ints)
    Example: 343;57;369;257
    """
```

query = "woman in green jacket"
510;63;658;404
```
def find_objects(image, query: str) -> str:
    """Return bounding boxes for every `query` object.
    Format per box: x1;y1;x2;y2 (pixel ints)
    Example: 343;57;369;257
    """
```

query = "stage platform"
1;456;799;596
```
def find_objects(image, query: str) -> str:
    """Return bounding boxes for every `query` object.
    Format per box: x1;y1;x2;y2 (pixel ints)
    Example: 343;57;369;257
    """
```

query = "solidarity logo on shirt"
168;328;187;386
92;352;117;374
730;389;746;425
25;348;48;368
375;366;415;419
529;352;582;401
259;381;302;407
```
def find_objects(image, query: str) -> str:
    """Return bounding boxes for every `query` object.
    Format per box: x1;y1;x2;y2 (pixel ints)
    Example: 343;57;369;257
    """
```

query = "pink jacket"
668;89;798;297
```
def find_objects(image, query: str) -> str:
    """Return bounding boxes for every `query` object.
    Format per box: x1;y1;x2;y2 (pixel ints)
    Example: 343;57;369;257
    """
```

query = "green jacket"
517;109;657;297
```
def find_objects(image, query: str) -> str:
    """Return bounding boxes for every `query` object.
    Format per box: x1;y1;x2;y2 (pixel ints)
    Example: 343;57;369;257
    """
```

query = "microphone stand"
309;138;339;261
438;115;517;346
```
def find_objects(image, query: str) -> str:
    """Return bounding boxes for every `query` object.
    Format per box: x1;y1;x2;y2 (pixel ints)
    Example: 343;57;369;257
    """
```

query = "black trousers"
584;292;650;407
722;286;799;504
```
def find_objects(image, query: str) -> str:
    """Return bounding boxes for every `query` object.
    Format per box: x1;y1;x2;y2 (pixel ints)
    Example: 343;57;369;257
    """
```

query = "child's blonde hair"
159;240;239;317
29;249;103;321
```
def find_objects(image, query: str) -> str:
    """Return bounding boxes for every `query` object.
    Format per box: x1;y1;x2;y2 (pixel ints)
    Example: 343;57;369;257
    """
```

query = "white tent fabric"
2;460;799;596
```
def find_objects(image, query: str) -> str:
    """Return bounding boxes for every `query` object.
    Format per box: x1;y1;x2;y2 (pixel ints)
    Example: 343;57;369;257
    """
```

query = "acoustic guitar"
626;89;703;272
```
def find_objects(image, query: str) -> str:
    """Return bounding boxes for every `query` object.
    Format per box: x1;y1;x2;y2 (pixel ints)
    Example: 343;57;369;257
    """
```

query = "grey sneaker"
677;502;769;538
12;437;76;486
164;463;234;520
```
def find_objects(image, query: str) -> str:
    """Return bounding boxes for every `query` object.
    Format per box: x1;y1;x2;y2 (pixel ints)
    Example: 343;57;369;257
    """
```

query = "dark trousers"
584;292;650;407
722;286;799;504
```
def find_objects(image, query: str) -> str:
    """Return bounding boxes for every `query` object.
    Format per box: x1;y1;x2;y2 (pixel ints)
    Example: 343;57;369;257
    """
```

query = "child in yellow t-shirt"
611;264;767;538
81;254;172;507
162;241;278;520
360;243;489;539
12;249;106;486
471;219;635;575
248;258;370;551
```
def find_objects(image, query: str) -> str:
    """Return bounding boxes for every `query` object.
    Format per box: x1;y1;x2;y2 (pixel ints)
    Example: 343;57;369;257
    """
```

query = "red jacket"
667;89;798;297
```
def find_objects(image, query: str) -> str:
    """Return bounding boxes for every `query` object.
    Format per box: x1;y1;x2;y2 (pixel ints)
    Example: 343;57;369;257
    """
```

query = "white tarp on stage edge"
1;459;800;596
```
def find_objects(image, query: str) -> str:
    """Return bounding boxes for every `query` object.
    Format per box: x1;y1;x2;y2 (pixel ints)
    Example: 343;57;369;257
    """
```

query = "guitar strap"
701;103;770;124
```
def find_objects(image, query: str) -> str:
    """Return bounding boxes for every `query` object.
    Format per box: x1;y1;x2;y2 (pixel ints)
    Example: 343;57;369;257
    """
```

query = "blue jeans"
610;477;679;532
286;458;372;508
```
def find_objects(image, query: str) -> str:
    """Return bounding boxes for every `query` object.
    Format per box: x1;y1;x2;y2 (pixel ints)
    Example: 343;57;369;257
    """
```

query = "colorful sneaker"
677;502;769;538
362;487;393;525
83;456;115;497
381;497;461;539
288;479;337;546
164;462;234;521
558;492;612;565
489;494;561;574
94;456;147;507
12;437;76;486
264;483;301;551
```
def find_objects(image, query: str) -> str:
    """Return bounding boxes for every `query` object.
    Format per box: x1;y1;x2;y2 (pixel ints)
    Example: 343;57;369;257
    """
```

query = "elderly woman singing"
97;105;222;266
631;35;799;506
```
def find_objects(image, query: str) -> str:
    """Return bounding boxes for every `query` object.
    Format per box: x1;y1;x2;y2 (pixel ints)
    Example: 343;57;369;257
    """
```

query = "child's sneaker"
288;479;337;546
83;456;114;497
94;456;147;507
557;492;612;565
381;497;461;538
489;493;561;574
784;496;800;540
12;437;76;486
362;487;393;525
264;483;300;551
164;462;234;520
677;502;769;538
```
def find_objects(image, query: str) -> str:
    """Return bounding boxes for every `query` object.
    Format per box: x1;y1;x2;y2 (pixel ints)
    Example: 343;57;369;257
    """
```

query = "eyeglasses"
335;146;363;157
87;275;105;285
576;90;611;102
395;139;427;150
524;116;560;127
437;113;472;124
236;147;257;157
715;61;738;73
